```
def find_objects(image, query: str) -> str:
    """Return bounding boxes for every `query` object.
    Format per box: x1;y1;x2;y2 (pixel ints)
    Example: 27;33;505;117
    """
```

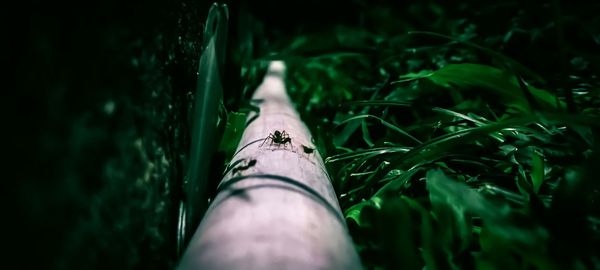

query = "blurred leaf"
427;170;551;268
378;197;421;270
218;111;247;158
515;163;533;196
427;170;472;263
531;149;545;194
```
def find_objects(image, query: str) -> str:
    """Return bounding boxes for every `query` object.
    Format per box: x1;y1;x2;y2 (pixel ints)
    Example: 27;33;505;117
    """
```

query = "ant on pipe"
260;130;292;149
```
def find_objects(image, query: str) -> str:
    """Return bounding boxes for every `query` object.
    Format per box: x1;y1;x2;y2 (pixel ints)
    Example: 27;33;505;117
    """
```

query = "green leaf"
218;111;247;157
426;170;550;268
361;120;375;147
378;197;421;270
344;197;383;227
344;201;368;227
398;64;564;113
374;167;422;196
407;31;547;84
515;163;533;196
428;64;525;112
427;170;472;257
333;117;361;147
396;69;434;82
530;149;544;194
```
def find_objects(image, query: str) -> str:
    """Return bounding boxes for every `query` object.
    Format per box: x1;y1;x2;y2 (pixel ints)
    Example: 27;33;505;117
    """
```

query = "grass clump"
244;1;600;269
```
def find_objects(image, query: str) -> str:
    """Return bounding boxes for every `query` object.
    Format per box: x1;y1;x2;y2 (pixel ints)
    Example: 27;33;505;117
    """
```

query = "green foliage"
245;1;600;269
218;111;247;160
397;63;564;113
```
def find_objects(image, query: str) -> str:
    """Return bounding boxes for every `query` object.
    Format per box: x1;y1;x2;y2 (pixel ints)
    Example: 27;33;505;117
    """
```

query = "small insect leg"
259;133;274;147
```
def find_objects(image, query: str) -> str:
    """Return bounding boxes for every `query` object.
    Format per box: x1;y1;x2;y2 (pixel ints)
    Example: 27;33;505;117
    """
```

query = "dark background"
13;0;213;268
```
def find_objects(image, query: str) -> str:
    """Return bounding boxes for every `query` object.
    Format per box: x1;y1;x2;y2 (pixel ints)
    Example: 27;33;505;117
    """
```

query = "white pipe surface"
179;61;361;269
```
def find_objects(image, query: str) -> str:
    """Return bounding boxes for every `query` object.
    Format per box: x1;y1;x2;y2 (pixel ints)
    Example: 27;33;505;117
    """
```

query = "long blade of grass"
386;116;537;173
374;167;424;196
326;146;411;163
338;114;422;144
333;82;386;147
341;100;412;107
531;149;545;194
433;107;506;142
432;107;487;125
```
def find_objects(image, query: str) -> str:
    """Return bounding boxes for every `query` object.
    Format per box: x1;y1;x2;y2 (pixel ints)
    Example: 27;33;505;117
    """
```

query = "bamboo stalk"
178;61;361;269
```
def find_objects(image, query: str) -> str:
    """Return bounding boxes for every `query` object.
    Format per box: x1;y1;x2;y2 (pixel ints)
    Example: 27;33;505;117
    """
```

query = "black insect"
260;130;292;148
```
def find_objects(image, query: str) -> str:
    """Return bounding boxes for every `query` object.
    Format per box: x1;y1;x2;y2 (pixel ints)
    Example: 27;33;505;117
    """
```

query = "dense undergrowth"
240;0;600;269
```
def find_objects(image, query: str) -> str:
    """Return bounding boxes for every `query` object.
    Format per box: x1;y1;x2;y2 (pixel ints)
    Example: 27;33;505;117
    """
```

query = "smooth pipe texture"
179;61;361;269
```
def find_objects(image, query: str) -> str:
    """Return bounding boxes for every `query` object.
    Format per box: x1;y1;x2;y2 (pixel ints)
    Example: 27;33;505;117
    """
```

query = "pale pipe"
179;61;361;270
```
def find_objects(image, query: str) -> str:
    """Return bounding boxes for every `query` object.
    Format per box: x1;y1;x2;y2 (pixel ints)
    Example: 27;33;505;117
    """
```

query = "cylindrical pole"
179;61;361;269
